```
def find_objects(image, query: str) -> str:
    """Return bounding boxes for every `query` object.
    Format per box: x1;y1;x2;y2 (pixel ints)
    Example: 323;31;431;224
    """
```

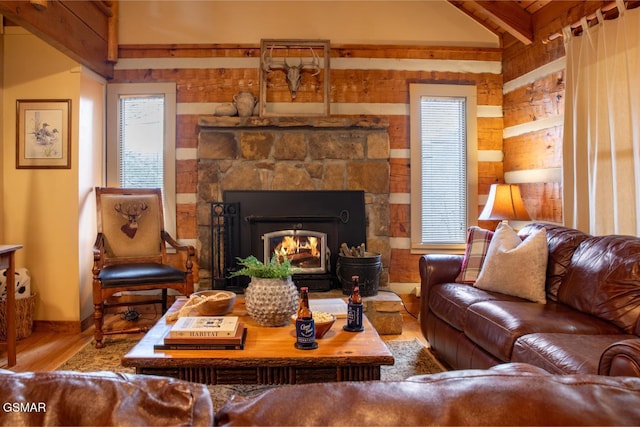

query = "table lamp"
478;184;531;223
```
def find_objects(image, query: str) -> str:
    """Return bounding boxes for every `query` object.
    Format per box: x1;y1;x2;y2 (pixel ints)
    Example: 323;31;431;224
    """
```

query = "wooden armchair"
92;187;194;348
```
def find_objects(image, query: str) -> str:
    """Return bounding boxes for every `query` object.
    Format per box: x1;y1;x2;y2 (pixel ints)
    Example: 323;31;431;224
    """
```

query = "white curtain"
563;0;640;235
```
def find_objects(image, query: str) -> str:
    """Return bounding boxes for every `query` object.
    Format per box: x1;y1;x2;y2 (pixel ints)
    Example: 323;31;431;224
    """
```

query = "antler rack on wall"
259;39;331;118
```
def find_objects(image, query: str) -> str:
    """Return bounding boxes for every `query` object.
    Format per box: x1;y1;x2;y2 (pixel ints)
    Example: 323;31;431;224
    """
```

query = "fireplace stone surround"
196;116;391;292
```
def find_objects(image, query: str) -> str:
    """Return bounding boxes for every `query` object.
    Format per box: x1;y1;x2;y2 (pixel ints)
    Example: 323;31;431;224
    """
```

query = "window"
106;83;177;236
410;84;478;252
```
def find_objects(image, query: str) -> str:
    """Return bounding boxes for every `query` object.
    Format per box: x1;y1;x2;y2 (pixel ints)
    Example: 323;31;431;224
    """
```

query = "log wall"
113;44;502;286
501;1;611;225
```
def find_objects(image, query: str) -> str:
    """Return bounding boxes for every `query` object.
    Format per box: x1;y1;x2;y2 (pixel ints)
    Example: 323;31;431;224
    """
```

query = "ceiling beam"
0;0;114;78
472;1;534;45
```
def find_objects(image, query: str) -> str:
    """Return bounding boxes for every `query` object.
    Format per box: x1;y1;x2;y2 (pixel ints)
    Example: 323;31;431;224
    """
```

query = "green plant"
228;255;296;279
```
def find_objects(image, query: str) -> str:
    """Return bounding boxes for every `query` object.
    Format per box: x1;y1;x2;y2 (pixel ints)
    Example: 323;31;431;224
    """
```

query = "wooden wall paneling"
389;249;423;283
331;45;502;61
503;127;563;171
477;117;504;151
176;159;197;194
390;158;410;194
176;203;197;241
177;115;199;149
474;73;503;105
390;204;410;238
387;116;409;150
520;182;563;223
503;72;565;128
478;162;504;194
118;44;261;59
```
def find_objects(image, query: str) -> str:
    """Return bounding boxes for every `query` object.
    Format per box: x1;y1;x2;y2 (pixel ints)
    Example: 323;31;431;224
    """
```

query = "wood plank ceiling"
448;0;640;46
447;0;552;45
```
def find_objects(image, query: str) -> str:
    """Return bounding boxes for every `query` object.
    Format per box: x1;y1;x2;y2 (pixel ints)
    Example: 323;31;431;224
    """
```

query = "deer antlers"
262;46;320;99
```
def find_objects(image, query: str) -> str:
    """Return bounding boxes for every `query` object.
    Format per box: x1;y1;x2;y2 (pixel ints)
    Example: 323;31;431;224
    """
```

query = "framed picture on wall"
16;99;71;169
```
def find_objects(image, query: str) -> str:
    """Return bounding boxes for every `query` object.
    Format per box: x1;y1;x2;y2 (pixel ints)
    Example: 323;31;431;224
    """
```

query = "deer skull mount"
262;46;320;99
114;201;149;239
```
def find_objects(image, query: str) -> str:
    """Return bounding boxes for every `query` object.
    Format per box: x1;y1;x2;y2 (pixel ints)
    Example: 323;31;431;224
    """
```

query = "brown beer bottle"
295;287;318;349
344;275;364;332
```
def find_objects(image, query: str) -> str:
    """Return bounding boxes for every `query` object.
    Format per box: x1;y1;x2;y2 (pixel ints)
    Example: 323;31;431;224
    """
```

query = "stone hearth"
196;116;391;293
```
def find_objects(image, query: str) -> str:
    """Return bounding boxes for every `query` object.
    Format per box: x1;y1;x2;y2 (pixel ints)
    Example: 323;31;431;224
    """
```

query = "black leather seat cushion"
98;263;186;287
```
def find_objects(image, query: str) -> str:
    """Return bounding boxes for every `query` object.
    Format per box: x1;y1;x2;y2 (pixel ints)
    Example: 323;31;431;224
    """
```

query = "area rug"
58;337;444;409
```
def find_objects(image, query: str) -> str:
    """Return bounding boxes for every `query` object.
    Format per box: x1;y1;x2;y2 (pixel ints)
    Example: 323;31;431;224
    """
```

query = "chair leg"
161;289;168;313
93;302;105;349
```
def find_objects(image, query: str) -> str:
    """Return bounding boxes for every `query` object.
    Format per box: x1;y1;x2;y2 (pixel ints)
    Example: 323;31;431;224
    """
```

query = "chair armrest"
161;231;196;272
161;231;195;255
93;233;105;262
599;338;640;377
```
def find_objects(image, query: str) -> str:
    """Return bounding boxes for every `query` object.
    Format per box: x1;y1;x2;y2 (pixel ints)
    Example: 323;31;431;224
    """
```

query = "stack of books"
154;316;247;351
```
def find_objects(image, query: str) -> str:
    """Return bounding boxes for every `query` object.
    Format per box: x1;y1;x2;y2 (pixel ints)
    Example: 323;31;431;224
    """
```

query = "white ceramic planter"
244;276;298;327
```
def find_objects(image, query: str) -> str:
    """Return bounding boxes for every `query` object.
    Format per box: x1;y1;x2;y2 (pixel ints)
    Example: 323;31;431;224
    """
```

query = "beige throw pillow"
474;223;549;304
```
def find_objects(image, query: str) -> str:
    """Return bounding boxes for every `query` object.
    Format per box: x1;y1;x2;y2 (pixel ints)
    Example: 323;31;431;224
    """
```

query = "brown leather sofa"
215;363;640;426
420;223;640;376
0;369;213;426
3;364;640;425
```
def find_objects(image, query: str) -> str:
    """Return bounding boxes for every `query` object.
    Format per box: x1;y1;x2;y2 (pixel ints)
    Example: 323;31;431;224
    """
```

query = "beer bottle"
295;287;318;350
343;275;364;332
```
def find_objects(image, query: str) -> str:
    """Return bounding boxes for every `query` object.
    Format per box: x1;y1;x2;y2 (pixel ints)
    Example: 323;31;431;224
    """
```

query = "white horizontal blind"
118;95;164;189
419;96;467;244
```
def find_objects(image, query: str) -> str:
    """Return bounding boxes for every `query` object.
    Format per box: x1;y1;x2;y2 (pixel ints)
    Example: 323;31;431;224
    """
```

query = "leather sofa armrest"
419;254;463;336
419;254;463;298
599;338;640;377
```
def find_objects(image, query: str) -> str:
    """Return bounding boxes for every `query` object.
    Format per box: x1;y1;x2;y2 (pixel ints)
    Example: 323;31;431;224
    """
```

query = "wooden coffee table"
122;297;394;385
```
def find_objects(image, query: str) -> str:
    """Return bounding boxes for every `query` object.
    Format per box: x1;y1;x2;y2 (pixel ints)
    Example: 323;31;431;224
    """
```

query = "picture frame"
259;39;330;117
16;99;71;169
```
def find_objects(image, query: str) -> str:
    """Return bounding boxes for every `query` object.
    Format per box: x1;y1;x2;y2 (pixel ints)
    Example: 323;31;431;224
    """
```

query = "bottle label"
296;318;316;346
347;302;363;330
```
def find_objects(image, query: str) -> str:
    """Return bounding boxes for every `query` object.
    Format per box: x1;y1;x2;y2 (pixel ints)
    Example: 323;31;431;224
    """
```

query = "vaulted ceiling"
448;0;551;45
447;0;639;46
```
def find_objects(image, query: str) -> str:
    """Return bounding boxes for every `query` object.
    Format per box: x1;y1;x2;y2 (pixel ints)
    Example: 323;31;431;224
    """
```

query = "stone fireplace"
196;116;390;293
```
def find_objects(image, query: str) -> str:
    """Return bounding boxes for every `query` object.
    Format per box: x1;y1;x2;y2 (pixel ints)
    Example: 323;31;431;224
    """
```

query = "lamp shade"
479;184;531;221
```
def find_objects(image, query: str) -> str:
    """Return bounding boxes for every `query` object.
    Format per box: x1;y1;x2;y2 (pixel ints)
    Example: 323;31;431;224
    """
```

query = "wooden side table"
0;245;23;367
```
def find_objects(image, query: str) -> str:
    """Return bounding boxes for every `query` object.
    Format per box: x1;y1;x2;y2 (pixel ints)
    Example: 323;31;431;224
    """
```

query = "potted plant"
229;255;299;327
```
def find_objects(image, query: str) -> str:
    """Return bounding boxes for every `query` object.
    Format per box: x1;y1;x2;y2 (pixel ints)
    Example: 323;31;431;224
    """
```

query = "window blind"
118;95;165;189
419;96;467;244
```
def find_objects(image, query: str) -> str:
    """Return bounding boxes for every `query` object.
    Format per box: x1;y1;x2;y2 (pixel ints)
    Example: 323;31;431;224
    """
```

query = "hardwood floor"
1;293;425;372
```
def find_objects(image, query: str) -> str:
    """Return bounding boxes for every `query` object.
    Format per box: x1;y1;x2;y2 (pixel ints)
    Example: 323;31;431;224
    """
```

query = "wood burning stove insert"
212;190;366;292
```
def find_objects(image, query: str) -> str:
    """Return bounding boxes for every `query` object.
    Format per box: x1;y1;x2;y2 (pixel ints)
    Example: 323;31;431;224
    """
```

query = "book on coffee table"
155;324;247;351
169;316;239;338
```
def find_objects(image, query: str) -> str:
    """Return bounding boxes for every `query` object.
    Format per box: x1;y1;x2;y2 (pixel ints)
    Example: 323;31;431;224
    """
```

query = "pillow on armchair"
474;223;548;304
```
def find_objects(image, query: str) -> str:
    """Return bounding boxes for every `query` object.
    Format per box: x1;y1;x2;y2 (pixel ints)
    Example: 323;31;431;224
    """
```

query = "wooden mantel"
198;116;389;130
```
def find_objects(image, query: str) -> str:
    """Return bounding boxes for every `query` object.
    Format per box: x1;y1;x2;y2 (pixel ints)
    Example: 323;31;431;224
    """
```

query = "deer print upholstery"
92;187;194;348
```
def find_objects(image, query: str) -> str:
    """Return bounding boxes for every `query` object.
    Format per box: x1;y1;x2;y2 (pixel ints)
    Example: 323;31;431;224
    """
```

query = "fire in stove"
263;230;327;274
